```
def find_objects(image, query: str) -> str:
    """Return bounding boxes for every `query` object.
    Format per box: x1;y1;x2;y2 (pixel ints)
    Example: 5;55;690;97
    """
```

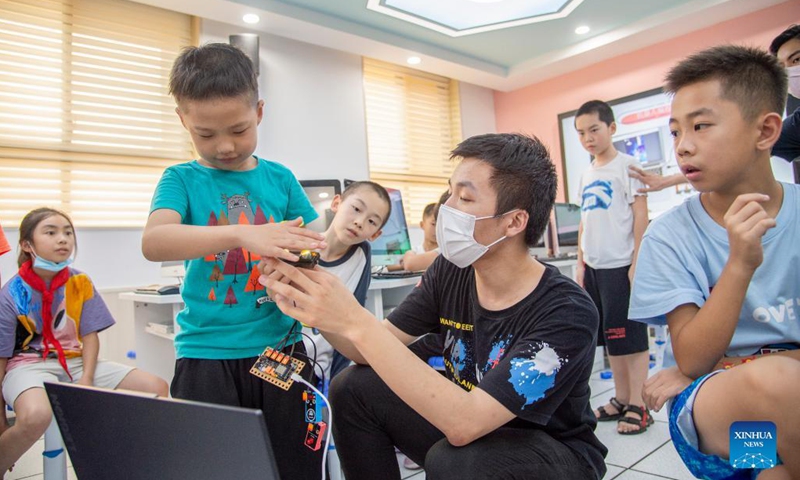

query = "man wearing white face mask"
259;133;607;480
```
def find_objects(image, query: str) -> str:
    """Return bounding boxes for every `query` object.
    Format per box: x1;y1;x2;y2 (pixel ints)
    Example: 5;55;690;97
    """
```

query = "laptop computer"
44;382;280;480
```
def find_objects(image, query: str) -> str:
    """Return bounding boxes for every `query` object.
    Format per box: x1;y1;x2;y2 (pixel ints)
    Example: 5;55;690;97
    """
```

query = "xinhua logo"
729;421;777;470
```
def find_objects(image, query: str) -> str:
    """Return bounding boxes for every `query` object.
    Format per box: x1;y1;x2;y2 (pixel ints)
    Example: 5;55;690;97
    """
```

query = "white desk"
365;276;420;319
538;257;578;280
119;292;182;385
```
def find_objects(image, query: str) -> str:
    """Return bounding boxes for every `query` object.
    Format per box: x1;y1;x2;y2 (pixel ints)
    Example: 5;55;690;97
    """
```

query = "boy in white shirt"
575;100;651;434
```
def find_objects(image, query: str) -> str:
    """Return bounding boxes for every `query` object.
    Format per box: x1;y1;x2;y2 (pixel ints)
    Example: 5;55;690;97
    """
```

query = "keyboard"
371;270;423;279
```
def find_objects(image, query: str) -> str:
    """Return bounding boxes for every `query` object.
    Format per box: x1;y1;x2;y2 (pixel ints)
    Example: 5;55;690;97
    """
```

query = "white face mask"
436;204;517;269
788;65;800;99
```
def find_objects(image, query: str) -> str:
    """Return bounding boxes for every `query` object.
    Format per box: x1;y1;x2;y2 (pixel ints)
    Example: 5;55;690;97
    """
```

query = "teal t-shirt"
150;157;318;360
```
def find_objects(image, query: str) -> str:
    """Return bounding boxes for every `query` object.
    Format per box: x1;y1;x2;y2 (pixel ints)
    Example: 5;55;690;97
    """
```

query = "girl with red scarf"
0;208;168;476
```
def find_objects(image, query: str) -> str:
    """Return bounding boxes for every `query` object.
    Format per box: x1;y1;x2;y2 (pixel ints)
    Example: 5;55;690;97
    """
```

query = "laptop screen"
369;187;412;266
45;383;280;480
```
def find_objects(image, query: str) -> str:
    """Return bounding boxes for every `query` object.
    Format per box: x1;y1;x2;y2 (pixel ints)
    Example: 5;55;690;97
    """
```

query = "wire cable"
291;373;333;480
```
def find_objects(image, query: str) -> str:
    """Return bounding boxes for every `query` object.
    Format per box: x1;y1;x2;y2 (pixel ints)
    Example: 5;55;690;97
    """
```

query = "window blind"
0;0;194;227
362;58;462;226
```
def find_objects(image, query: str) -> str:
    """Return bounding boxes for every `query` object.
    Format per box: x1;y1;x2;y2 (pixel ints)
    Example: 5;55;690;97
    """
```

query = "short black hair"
575;100;615;127
450;133;557;248
341;181;392;229
169;43;258;106
665;45;787;121
422;203;437;219
769;24;800;56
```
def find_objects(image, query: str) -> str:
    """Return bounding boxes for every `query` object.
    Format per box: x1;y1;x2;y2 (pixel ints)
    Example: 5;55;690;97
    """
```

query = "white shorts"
2;357;134;408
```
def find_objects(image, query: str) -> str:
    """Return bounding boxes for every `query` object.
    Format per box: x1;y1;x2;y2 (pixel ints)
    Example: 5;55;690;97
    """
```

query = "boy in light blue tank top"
629;46;800;479
143;43;327;479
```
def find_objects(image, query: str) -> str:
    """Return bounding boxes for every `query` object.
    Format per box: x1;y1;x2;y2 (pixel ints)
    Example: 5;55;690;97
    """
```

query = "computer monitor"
300;179;341;233
369;187;412;266
612;130;664;166
45;382;280;480
553;202;581;254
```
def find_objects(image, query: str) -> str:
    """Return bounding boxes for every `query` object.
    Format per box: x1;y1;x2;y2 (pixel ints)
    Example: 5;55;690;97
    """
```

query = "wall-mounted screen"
613;130;663;166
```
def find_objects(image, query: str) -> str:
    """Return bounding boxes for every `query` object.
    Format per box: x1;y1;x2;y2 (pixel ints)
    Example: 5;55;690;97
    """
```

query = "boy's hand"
642;366;693;412
259;258;364;338
575;263;584;288
723;194;776;273
243;218;326;262
76;375;94;387
629;167;686;193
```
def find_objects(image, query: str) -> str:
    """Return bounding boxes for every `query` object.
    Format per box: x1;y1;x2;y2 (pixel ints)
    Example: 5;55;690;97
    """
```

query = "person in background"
0;208;168;477
630;24;800;192
396;190;450;273
574;100;652;435
630;45;800;479
141;43;327;479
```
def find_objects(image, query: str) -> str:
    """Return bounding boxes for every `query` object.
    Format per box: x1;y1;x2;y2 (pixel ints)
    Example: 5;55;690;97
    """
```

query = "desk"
119;292;182;385
365;276;420;319
539;257;578;280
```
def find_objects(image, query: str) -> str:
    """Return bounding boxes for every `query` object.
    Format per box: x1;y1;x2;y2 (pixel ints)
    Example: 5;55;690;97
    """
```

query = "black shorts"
171;342;324;480
584;264;649;356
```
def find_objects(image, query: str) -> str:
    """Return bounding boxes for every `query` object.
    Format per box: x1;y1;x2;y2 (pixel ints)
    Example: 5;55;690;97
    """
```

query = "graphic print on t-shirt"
202;192;268;308
507;341;565;406
581;180;613;211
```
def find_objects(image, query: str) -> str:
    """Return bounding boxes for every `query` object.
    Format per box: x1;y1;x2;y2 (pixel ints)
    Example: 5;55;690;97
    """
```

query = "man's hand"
259;258;365;338
241;218;326;261
629;167;687;193
642;366;693;412
723;193;776;273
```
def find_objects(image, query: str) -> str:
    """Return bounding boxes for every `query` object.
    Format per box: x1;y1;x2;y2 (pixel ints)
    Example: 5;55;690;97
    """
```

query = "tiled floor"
6;351;692;480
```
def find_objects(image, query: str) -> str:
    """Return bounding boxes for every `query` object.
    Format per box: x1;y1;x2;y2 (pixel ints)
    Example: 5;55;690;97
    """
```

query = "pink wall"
494;1;800;201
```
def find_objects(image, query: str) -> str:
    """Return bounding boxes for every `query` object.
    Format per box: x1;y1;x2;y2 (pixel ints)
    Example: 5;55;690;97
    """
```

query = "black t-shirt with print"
388;257;607;478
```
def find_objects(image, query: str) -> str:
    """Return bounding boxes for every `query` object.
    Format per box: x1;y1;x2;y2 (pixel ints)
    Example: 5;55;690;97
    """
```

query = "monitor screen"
300;180;341;233
613;130;663;166
553;202;580;248
369;187;412;265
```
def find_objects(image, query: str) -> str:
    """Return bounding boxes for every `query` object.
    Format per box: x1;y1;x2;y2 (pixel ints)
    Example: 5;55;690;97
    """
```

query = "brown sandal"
595;397;626;422
617;404;654;435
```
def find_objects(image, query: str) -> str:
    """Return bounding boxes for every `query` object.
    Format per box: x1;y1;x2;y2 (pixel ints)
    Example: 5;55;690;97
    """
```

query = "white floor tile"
595;419;672;469
630;442;694;480
604;464;626;479
590;377;616;399
6;439;44;480
614;470;676;480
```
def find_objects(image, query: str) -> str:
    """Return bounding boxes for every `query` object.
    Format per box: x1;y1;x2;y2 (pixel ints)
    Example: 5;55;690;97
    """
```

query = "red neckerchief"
18;260;73;380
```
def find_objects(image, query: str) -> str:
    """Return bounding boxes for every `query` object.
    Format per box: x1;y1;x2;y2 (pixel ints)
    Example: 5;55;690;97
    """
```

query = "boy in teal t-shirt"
143;43;326;479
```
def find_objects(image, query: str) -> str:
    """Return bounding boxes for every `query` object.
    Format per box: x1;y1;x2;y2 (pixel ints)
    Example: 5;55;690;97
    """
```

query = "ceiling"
141;0;788;91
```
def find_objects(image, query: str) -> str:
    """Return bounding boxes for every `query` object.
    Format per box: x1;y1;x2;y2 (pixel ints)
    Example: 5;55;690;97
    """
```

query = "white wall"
459;82;497;138
0;228;161;290
202;20;371;182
